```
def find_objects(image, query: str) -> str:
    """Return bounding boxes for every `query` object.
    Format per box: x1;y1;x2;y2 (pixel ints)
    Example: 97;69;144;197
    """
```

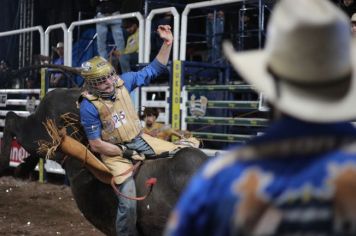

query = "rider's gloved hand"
122;148;145;161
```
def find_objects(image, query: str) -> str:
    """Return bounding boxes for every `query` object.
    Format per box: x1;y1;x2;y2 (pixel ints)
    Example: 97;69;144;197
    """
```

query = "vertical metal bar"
144;0;149;17
171;60;182;134
258;0;262;48
18;0;22;69
239;1;246;51
261;0;265;47
180;0;244;61
19;0;24;69
24;0;27;68
30;0;34;66
144;7;179;62
77;11;82;42
212;10;217;61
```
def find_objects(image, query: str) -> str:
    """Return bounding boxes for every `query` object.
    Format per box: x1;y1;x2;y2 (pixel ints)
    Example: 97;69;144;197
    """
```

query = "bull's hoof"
0;156;10;175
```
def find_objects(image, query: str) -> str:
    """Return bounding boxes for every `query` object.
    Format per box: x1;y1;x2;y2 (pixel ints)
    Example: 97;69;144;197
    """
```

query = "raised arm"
120;25;173;91
155;25;173;65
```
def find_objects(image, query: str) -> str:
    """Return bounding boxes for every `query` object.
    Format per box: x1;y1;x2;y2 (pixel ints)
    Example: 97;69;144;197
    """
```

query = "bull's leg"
0;112;17;173
14;155;40;179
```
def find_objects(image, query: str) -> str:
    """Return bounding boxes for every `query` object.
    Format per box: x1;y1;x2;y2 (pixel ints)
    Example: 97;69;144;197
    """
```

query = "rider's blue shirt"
165;117;356;236
80;59;166;140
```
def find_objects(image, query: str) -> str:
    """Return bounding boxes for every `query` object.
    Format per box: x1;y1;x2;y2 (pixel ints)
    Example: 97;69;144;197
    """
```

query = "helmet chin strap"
87;86;116;99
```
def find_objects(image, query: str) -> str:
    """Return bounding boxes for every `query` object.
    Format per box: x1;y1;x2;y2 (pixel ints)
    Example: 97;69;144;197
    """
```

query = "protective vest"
82;79;141;143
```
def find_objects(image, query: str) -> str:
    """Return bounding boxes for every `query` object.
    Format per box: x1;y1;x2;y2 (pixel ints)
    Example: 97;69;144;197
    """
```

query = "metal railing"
66;12;144;66
144;7;180;62
180;0;244;61
0;26;45;59
44;23;68;64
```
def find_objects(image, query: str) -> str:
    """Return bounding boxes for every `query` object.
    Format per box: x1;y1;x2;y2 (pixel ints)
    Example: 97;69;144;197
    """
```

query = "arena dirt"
0;176;105;236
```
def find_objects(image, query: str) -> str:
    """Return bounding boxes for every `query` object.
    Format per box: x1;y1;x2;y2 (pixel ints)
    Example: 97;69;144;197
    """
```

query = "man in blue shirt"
79;25;177;236
50;42;67;87
165;0;356;235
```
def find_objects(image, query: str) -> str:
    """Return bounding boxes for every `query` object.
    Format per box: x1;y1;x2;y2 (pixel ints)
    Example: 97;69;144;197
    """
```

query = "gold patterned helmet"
81;56;116;98
81;56;116;87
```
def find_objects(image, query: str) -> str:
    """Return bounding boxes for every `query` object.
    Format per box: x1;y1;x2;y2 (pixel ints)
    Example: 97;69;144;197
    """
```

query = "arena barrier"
179;0;265;61
140;83;267;153
0;26;45;60
181;84;269;146
44;23;68;64
66;11;145;109
140;86;170;124
0;89;65;175
66;12;145;66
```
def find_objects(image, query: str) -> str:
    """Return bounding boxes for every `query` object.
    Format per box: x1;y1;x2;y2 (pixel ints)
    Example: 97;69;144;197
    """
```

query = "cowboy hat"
223;0;356;122
56;42;64;48
352;13;356;22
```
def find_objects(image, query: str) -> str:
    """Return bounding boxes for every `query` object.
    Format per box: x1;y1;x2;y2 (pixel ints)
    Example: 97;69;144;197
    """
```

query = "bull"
0;88;208;235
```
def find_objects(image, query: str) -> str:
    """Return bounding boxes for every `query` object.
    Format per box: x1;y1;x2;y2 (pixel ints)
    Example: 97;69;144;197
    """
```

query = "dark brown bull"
0;88;208;235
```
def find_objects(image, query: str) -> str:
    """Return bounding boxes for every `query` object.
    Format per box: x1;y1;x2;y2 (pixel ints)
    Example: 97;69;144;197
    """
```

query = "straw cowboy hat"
223;0;356;122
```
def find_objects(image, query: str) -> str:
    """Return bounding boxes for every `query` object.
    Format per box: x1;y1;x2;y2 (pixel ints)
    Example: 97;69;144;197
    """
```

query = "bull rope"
38;113;83;159
37;119;111;175
110;161;157;201
38;118;157;200
37;119;63;159
60;112;84;141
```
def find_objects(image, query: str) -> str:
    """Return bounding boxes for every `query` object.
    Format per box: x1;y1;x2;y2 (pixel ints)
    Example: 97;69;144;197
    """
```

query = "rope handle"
111;177;157;201
109;161;157;201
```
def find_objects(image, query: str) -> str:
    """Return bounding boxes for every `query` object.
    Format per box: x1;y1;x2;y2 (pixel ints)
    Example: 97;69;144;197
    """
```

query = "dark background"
0;0;144;69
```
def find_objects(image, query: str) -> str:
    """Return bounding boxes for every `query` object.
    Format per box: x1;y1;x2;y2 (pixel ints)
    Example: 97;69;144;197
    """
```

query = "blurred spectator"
49;42;67;88
0;60;11;88
142;107;188;141
340;0;356;17
206;10;224;63
110;18;139;73
352;13;356;35
91;0;125;59
0;60;9;72
166;0;356;235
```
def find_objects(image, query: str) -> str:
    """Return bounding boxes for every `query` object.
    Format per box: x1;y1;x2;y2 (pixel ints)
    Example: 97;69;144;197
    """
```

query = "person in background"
142;107;186;141
91;0;125;60
0;60;11;89
351;13;356;35
339;0;356;17
49;42;67;87
165;0;356;235
0;60;8;72
111;18;139;73
206;9;224;63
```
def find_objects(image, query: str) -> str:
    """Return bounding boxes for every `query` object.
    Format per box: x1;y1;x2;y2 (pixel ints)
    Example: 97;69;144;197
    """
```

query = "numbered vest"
83;80;141;143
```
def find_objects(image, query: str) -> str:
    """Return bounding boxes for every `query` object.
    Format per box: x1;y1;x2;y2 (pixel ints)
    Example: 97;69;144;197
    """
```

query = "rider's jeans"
116;176;137;236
